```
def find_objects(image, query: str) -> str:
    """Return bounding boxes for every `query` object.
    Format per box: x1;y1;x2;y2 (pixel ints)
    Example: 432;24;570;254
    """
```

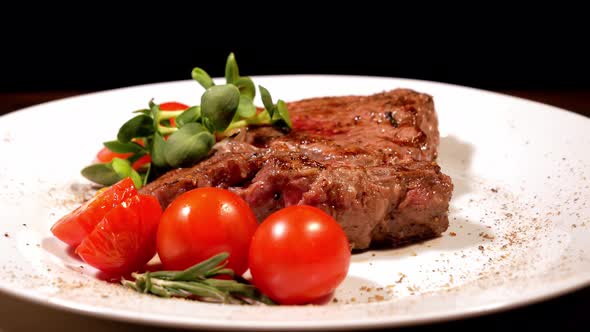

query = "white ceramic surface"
0;75;589;330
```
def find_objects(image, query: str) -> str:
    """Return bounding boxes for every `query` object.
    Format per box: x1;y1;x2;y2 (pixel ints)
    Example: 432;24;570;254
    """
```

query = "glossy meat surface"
140;89;453;249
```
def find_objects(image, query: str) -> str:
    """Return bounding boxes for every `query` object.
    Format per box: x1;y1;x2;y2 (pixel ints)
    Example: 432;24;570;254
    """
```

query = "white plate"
0;75;589;330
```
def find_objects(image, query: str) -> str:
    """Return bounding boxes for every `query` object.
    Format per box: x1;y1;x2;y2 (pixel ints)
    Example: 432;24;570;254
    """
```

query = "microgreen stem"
158;125;178;136
223;112;271;134
157;110;185;121
225;120;248;131
249;111;271;125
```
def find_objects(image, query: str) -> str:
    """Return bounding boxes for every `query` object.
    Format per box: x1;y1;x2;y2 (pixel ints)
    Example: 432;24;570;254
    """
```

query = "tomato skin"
96;147;132;163
159;102;189;111
50;177;137;247
156;187;258;276
75;194;162;276
96;140;149;170
131;154;151;170
97;146;150;170
159;101;189;128
248;205;351;305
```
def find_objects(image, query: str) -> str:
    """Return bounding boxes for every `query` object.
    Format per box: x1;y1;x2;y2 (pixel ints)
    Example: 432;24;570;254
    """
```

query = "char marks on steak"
140;89;453;249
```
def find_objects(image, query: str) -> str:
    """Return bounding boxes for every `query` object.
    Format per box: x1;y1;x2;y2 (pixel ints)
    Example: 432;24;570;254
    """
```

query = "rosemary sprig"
121;252;274;305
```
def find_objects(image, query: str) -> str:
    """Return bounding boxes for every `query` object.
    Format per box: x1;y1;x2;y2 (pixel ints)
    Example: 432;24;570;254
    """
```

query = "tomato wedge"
96;147;132;163
159;101;189;127
159;101;189;111
50;177;137;247
131;154;151;170
75;194;162;276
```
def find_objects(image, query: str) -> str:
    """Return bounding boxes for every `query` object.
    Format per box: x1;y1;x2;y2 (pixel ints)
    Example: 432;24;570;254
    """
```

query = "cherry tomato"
248;205;351;305
76;194;162;276
159;101;189;128
156;187;258;276
50;177;137;247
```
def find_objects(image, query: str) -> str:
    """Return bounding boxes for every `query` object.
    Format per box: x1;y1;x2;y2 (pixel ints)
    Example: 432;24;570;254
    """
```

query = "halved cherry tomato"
159;101;189;128
51;177;137;247
76;194;162;276
156;187;258;276
248;205;351;305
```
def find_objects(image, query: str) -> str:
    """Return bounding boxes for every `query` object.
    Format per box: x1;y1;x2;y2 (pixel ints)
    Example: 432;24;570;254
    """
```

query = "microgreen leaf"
225;52;239;84
103;140;144;154
175;106;201;128
150;132;168;168
80;163;120;186
259;85;274;116
117;115;154;143
200;116;215;133
111;158;143;189
236;95;257;118
191;67;214;89
271;99;292;132
82;53;294;189
132;108;151;115
201;84;240;132
234;77;256;99
258;86;292;132
164;123;215;168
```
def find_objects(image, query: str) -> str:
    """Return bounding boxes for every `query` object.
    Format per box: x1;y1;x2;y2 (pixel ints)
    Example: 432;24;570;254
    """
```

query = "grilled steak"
140;89;453;249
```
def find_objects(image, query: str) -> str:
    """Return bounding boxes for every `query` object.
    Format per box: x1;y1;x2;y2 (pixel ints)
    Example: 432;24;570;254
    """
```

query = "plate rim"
1;74;589;330
0;277;588;330
2;74;588;122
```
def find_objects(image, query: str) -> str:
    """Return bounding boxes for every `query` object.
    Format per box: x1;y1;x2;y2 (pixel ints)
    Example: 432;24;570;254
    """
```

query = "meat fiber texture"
140;89;453;249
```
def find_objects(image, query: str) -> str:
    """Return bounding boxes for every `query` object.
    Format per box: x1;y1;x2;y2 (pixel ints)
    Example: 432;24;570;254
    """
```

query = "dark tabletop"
0;90;588;331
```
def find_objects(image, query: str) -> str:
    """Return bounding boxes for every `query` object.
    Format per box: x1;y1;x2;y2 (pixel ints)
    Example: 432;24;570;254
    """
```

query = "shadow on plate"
438;135;475;199
40;237;81;263
352;215;493;262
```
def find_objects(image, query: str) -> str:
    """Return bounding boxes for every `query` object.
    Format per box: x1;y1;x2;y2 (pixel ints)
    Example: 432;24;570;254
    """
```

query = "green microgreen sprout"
81;53;292;189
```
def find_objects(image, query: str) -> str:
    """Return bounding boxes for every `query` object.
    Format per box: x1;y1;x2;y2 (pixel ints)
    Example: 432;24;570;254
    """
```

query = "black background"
2;9;588;93
1;7;589;332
